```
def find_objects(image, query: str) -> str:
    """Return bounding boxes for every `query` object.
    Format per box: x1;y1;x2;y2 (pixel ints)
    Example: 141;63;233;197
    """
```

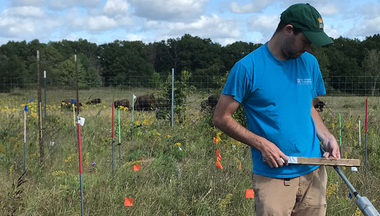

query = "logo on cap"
318;17;323;29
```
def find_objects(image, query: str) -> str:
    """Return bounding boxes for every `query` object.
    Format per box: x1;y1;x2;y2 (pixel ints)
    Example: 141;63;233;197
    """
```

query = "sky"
0;0;379;46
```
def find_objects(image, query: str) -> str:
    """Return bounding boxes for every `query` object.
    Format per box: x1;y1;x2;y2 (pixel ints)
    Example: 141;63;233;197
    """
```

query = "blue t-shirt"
222;43;326;178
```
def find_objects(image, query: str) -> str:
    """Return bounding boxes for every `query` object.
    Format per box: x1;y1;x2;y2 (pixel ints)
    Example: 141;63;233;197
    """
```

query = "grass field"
0;88;379;215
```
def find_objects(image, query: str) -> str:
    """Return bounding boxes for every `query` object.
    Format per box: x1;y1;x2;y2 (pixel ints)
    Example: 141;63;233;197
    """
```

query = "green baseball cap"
281;3;333;46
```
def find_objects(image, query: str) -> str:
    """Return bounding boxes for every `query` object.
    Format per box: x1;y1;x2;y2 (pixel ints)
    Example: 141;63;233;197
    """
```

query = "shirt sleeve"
313;60;326;98
222;62;252;103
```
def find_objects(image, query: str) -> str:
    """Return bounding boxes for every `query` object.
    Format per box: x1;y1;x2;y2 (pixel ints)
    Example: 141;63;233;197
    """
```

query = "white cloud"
317;4;339;16
130;0;209;21
350;16;380;37
3;6;45;17
247;15;279;40
356;3;380;19
47;0;102;10
11;0;43;6
87;15;117;31
324;26;340;39
103;0;130;17
144;14;240;39
139;14;241;45
0;15;61;38
229;0;275;14
125;34;146;41
62;33;79;41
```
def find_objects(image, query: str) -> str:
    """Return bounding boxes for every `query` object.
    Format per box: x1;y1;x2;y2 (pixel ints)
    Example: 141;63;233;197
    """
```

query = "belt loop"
284;178;291;186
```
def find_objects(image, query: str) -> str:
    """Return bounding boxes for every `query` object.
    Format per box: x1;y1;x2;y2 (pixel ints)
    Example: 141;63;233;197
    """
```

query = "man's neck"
267;36;288;61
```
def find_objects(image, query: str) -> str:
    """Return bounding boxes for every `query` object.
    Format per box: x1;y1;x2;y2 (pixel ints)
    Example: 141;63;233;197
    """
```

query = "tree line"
0;34;379;95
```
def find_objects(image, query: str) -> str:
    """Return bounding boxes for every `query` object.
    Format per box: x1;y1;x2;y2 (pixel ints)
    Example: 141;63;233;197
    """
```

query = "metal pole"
171;68;174;129
23;109;26;172
333;166;379;216
112;103;115;176
132;95;135;145
339;113;342;158
320;147;379;215
359;120;361;147
44;71;46;117
75;54;84;216
37;50;44;163
118;109;121;168
365;98;368;173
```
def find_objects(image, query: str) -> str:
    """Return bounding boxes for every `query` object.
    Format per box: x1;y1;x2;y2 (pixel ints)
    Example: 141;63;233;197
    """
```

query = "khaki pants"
252;166;327;216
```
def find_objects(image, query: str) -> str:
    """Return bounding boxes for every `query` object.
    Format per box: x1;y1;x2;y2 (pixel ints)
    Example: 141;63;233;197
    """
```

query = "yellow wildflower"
156;132;161;136
174;142;181;146
52;170;66;176
326;183;338;197
355;207;362;215
65;153;75;162
167;135;171;138
84;152;90;165
9;164;14;174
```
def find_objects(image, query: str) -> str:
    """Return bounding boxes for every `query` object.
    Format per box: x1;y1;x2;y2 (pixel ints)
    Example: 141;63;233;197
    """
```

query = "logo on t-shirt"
297;78;312;85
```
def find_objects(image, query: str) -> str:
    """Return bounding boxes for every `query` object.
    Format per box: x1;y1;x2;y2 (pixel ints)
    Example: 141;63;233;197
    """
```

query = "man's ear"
283;24;294;36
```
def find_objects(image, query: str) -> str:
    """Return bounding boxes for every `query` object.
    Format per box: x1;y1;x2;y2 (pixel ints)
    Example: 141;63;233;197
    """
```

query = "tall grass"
0;90;379;215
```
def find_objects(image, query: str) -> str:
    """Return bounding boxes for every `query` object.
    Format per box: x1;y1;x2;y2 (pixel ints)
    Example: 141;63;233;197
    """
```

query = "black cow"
201;94;219;112
313;97;325;112
134;94;157;111
114;99;131;110
86;98;101;105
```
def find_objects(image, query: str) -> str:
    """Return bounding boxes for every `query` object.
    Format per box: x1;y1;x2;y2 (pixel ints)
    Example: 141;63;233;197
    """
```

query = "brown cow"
114;99;131;110
201;94;219;112
313;97;325;112
134;94;156;111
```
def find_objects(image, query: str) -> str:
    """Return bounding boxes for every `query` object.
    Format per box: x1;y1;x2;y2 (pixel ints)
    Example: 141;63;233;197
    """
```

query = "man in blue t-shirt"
213;3;340;216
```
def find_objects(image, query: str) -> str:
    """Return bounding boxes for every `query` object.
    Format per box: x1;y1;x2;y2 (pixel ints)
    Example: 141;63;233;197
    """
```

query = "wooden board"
291;157;360;167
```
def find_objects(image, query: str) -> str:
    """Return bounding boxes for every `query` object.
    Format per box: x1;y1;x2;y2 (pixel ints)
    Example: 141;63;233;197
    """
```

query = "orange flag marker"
245;189;254;198
216;158;223;169
142;156;145;161
124;197;134;206
216;149;222;159
238;160;241;170
133;164;141;171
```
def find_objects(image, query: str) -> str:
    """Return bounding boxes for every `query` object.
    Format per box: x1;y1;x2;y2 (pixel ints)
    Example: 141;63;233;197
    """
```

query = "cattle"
86;98;101;105
134;94;157;111
201;94;219;112
114;99;131;110
61;99;82;109
313;97;325;112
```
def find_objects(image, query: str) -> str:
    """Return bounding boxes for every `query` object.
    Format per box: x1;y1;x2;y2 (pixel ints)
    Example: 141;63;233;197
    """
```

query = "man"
213;3;340;216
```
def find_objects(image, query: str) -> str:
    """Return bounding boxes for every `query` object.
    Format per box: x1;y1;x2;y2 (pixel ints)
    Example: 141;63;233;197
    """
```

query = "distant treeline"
0;34;379;95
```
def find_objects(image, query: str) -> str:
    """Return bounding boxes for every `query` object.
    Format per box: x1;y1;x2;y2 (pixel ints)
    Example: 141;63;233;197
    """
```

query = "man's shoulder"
237;45;266;66
299;51;318;64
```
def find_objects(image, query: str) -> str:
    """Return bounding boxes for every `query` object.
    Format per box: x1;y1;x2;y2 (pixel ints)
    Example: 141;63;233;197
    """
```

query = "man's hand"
260;141;289;168
322;137;340;159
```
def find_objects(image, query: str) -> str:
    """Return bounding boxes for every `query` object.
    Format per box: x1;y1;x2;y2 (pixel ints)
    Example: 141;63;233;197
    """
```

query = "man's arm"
311;100;340;158
213;94;288;168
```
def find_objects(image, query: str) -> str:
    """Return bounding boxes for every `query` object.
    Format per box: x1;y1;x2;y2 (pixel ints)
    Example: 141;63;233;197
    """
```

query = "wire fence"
0;76;379;109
